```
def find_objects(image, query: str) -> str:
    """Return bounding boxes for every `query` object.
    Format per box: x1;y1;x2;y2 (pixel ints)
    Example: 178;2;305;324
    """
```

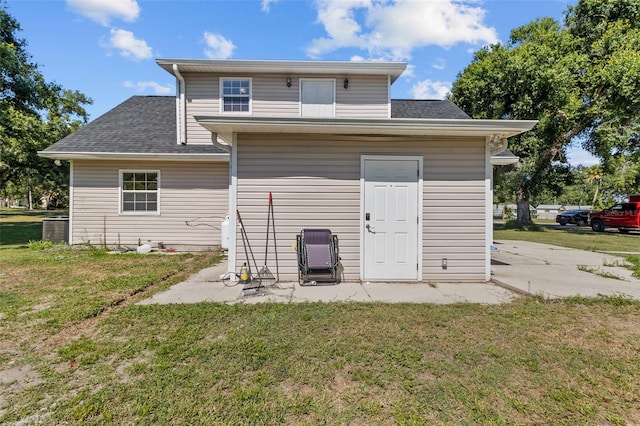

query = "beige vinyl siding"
182;74;391;145
72;160;229;250
235;134;487;282
185;74;219;145
335;75;389;118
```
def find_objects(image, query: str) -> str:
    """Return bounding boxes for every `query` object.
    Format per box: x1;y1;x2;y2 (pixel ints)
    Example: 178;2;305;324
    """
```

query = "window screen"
121;171;159;213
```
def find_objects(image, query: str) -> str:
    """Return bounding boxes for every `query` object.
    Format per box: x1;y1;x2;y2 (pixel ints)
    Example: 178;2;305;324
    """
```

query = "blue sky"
8;0;597;165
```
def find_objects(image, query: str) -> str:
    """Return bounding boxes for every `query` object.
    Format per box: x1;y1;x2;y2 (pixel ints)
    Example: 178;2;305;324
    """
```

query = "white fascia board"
490;155;520;165
156;59;407;83
37;151;229;162
194;116;538;139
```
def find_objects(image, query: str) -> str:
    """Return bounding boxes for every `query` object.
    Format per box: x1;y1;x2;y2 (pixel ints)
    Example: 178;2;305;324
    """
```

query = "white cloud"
261;0;278;12
67;0;140;26
307;0;498;60
411;79;452;100
403;64;416;79
203;32;235;59
432;58;446;70
102;29;152;61
124;80;173;95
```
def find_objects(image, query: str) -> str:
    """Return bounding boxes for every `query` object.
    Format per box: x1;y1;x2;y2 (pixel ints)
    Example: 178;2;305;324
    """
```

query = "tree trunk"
515;188;532;225
591;181;600;207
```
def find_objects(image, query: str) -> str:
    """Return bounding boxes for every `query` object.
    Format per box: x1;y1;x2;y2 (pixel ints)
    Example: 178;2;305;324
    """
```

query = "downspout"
173;64;187;145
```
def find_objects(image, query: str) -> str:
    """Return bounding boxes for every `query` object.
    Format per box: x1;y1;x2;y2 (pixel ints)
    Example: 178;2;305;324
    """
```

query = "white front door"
362;157;420;280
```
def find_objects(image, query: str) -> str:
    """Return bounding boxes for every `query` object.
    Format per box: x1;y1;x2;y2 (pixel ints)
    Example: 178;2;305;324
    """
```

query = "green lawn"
0;209;67;247
0;215;639;423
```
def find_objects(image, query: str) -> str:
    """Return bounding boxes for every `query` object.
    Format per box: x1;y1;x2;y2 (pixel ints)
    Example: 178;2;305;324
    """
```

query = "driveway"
491;240;640;299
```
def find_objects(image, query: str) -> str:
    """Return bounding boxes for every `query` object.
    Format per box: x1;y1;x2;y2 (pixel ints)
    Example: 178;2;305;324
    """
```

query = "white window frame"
119;170;161;216
299;78;336;118
220;77;252;114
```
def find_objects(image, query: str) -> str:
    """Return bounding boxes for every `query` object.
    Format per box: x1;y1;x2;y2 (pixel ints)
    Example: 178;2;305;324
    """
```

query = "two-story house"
40;59;535;283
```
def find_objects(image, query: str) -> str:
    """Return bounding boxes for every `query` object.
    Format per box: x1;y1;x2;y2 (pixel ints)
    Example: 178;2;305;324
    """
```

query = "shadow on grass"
494;221;640;237
0;222;43;246
0;209;67;246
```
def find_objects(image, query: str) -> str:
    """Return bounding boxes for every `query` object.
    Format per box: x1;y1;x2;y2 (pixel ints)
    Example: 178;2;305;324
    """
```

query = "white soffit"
157;59;407;83
195;116;538;139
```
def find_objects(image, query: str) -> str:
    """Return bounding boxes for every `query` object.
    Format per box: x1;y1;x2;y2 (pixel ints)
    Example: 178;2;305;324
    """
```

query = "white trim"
485;138;492;282
37;151;229;162
69;161;74;245
360;155;423;281
157;58;407;83
228;134;238;276
387;75;391;118
195;116;538;138
299;78;336;118
118;169;161;216
220;77;252;115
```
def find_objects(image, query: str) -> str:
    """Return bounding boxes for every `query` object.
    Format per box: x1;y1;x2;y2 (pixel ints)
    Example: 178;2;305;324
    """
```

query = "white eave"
37;151;229;162
194;116;538;139
491;152;520;166
157;58;407;83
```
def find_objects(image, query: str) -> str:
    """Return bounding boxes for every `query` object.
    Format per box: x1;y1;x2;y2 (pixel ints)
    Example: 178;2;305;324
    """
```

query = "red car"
589;195;640;233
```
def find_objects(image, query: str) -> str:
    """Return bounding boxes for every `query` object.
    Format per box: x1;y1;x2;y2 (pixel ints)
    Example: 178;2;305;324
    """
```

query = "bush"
27;240;55;250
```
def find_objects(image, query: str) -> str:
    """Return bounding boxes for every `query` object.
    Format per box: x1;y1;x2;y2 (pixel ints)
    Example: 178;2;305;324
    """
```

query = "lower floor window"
121;171;159;213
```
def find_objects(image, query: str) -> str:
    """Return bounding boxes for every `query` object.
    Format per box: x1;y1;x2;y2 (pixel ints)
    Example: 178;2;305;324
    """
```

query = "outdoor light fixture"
343;78;349;89
286;77;292;87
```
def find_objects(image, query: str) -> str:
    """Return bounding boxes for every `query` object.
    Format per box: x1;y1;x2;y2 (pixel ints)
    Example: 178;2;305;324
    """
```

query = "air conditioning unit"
42;217;69;244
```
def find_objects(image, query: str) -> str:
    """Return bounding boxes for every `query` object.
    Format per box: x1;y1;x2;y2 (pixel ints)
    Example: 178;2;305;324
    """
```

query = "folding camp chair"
296;229;340;285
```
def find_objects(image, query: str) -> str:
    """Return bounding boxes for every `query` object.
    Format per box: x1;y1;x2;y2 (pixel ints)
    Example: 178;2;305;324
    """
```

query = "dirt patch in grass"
0;364;43;413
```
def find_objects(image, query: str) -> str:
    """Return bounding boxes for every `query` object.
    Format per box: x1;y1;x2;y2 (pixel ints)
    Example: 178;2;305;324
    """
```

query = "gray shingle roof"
43;96;471;156
42;96;227;155
391;99;470;119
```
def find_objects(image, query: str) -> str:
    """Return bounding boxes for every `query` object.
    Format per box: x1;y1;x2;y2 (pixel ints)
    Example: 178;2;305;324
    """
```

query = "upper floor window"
120;170;159;215
221;78;251;113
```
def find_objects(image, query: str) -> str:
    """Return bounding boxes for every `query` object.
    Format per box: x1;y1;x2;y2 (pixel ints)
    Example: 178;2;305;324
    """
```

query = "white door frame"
359;155;423;281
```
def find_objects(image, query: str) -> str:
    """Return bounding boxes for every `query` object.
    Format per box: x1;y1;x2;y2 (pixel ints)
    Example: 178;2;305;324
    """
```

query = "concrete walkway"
138;240;640;305
491;240;640;299
139;261;518;305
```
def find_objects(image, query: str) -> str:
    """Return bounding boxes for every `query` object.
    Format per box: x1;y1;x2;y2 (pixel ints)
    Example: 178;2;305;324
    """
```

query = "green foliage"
0;3;91;209
27;239;55;250
451;0;640;221
626;256;640;278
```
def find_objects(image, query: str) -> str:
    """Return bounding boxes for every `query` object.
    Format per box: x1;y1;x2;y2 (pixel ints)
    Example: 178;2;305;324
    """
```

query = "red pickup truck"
589;195;640;233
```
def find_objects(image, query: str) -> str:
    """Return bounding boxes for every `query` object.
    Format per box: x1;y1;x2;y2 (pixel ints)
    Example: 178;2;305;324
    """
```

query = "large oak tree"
1;3;91;209
450;0;640;223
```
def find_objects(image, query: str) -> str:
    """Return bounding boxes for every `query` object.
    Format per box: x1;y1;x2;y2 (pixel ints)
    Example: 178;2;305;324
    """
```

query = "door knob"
366;224;375;233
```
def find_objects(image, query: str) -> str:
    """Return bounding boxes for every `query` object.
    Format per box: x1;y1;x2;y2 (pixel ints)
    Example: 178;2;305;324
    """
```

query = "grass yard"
0;209;67;247
0;214;639;424
494;222;640;254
